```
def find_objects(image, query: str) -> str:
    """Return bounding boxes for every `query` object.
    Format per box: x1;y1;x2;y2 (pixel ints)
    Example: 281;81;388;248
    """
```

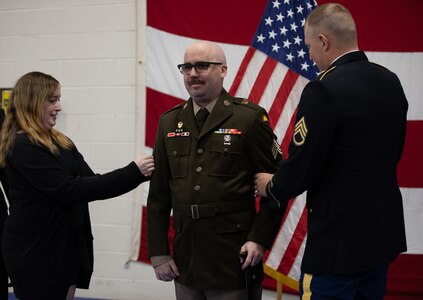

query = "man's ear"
220;65;228;79
319;34;330;51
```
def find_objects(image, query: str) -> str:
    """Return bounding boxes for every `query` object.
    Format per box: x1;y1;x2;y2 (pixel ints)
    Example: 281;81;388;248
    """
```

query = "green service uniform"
147;89;284;290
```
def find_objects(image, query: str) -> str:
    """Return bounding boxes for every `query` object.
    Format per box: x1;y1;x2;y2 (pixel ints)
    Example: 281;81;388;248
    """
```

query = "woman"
0;72;154;299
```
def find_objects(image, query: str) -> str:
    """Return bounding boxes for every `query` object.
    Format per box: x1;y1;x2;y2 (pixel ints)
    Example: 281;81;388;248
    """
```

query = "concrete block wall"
0;0;177;299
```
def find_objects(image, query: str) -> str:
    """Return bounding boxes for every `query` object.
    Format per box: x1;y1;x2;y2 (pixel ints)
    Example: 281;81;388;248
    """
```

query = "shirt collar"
193;97;218;115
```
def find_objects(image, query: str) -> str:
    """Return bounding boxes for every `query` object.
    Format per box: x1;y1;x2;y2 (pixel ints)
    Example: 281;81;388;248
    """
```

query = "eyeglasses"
177;62;223;75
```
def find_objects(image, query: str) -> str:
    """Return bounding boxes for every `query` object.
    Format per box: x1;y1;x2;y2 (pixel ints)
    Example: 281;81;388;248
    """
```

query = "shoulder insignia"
223;99;231;106
293;116;308;146
262;114;269;123
319;66;336;81
233;97;260;111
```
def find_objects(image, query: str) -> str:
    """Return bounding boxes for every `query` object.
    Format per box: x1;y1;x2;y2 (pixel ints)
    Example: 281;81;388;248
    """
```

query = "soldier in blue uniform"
255;3;408;300
147;41;284;300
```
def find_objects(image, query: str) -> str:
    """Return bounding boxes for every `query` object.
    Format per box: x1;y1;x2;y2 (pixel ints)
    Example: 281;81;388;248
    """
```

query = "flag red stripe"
265;196;298;260
145;88;184;148
397;120;423;187
318;0;423;52
146;0;267;45
267;70;299;129
228;46;256;96
148;0;423;52
280;109;298;159
387;254;423;296
145;91;423;188
248;57;278;104
138;206;150;262
277;206;308;274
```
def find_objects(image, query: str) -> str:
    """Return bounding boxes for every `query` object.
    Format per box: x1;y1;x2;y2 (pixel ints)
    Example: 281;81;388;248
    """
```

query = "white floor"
263;289;298;300
8;288;298;300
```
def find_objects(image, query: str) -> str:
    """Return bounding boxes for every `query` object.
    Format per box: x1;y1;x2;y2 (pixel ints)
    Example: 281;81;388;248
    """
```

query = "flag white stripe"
147;28;423;120
366;52;423;120
401;187;423;254
266;192;307;271
146;27;248;99
272;75;309;143
257;63;290;112
288;236;306;280
233;50;268;100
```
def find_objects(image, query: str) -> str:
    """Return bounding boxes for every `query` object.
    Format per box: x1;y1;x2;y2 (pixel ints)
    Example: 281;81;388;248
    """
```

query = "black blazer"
268;51;408;274
2;133;148;298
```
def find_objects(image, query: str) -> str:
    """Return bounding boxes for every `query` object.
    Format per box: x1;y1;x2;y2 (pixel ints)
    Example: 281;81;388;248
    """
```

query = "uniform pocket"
166;137;191;178
209;134;243;177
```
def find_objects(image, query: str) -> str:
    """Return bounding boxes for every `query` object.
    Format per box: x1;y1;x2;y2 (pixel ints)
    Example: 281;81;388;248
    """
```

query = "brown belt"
172;201;255;219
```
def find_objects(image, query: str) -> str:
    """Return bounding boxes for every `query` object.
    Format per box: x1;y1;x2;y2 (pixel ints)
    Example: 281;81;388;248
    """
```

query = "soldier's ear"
220;65;228;79
318;34;329;52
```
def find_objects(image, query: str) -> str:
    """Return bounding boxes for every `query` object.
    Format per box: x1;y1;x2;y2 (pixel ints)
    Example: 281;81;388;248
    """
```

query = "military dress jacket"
267;51;408;275
147;89;283;290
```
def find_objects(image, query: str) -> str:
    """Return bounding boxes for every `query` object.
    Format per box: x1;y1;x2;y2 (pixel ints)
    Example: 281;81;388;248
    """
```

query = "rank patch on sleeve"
272;139;282;159
293;116;308;146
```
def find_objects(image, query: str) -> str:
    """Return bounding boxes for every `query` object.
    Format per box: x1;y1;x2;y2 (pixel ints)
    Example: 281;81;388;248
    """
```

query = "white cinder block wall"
0;0;177;299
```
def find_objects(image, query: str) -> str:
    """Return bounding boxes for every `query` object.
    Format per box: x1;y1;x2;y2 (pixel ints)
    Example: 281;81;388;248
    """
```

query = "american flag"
251;0;318;80
132;0;423;297
228;0;318;289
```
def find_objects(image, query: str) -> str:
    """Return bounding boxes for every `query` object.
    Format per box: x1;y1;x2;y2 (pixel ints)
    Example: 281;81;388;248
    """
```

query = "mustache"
189;78;205;85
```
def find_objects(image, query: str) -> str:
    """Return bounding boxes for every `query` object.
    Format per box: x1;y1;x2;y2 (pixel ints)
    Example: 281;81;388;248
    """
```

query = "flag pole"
276;281;283;300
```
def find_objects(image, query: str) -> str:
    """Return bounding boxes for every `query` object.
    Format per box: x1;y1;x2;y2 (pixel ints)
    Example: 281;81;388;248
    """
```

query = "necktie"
196;108;209;130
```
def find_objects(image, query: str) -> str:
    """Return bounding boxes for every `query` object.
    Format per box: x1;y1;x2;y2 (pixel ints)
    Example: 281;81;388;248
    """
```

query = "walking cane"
240;252;258;300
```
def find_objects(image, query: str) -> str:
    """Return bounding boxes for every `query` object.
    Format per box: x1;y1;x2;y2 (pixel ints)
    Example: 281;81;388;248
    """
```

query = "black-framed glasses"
177;62;223;75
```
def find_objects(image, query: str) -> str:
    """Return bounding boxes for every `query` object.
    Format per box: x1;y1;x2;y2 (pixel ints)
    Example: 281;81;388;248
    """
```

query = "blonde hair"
306;3;357;48
0;71;74;167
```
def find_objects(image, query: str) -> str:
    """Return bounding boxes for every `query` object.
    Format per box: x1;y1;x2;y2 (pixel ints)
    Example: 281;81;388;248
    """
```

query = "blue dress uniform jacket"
267;51;408;275
147;89;284;290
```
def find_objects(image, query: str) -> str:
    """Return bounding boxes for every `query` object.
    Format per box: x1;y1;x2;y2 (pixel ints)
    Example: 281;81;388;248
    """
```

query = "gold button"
197;148;204;154
194;185;201;191
173;150;177;155
196;167;203;173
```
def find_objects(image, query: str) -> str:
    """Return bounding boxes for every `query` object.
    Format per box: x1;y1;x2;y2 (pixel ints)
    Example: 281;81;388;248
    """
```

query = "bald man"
255;3;408;299
147;41;284;300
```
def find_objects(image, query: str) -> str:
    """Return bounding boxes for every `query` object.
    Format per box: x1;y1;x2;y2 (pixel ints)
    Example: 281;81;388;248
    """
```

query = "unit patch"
293;116;308;146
